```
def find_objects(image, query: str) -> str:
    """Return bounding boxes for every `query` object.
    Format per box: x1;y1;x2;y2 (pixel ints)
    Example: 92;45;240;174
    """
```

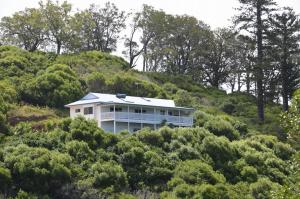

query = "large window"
110;107;122;112
84;107;93;115
135;109;146;113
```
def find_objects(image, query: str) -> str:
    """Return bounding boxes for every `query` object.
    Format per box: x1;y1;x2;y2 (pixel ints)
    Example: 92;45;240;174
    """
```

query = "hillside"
0;46;299;198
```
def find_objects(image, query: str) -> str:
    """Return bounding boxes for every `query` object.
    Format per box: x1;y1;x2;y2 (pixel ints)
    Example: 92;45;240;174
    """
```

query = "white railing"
100;112;193;126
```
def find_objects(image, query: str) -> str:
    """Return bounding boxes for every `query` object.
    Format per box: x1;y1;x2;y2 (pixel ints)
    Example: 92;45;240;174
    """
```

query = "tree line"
0;0;299;121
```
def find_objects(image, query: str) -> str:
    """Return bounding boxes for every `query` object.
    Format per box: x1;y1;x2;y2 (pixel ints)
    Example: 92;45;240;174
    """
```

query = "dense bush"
204;119;240;140
2;144;72;194
21;64;84;107
171;160;226;185
69;117;106;149
91;161;128;192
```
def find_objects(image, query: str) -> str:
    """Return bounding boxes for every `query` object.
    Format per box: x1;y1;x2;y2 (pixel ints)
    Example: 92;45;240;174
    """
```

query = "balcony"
100;112;193;126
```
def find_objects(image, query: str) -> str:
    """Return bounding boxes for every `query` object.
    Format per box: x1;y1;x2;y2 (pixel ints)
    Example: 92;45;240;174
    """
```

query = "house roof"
65;93;194;110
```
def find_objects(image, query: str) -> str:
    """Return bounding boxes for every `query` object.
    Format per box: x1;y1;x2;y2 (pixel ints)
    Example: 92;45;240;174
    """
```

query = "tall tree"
202;28;237;88
234;0;277;122
267;7;300;110
88;2;126;52
123;12;151;68
67;10;95;52
0;8;45;52
39;0;72;54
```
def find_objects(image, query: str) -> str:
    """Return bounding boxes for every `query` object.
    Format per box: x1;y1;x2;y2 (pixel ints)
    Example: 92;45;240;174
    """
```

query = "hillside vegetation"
0;46;299;199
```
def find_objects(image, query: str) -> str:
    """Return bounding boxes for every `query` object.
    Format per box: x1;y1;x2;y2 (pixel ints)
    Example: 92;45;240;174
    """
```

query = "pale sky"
0;0;300;66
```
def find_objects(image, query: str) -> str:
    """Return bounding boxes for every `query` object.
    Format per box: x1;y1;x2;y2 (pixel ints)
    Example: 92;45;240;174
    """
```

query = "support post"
141;107;143;130
113;105;116;133
154;108;157;130
127;106;129;132
179;109;181;127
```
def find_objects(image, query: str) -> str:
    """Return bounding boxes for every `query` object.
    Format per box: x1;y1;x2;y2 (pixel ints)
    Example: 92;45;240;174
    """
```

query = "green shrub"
220;100;236;115
69;117;105;149
250;178;277;199
173;160;226;185
65;140;95;163
0;112;10;135
3;144;72;194
173;183;195;198
233;121;248;135
14;190;38;199
193;111;213;127
91;161;128;192
86;72;106;93
241;166;258;183
174;90;194;107
204;119;240;140
0;166;11;193
21;64;84;108
273;142;295;160
137;128;164;147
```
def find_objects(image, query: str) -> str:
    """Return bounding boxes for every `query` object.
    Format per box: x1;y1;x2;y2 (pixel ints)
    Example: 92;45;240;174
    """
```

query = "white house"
65;93;194;133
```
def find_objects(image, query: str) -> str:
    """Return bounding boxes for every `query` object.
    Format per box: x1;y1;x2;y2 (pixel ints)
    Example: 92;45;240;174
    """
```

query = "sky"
0;0;300;67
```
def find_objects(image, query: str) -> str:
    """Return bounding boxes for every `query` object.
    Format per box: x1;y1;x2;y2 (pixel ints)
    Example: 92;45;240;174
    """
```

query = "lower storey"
100;121;169;133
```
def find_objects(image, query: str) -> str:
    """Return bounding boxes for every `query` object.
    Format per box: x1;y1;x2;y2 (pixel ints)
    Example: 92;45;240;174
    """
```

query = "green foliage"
220;100;236;115
13;190;38;199
106;73;166;98
21;64;84;107
174;90;194;107
240;166;258;183
136;128;164;147
2;144;71;194
204;119;240;140
91;161;128;192
172;160;226;186
281;89;300;149
65;140;95;163
86;72;106;93
250;178;278;199
69;116;105;149
0;166;11;193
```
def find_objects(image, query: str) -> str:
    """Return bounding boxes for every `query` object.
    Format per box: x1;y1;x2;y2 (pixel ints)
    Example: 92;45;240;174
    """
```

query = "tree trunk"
282;61;289;111
256;0;265;122
246;71;250;94
56;39;61;54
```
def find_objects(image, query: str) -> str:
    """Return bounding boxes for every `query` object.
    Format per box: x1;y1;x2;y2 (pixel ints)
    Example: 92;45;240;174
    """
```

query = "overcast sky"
1;0;300;67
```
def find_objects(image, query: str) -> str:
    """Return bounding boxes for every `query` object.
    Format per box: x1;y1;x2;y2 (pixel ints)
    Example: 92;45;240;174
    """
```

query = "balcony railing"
101;112;193;126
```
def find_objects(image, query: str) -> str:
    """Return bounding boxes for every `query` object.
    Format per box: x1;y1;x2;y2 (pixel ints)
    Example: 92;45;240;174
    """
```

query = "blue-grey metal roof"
65;93;193;110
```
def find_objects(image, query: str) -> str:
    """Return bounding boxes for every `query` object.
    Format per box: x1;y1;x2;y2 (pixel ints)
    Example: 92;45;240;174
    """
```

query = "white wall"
69;104;97;120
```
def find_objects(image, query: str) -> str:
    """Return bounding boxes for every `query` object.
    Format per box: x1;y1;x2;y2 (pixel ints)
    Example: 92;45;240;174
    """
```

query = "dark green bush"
3;144;72;194
69;117;105;149
220;100;236;115
136;128;164;147
91;161;128;192
241;166;258;183
86;72;106;93
21;64;84;108
173;160;226;185
0;166;11;193
204;119;240;140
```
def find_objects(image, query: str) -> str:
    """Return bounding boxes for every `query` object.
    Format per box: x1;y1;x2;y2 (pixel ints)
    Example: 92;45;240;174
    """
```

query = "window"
168;111;173;116
135;109;146;113
75;109;80;113
160;110;165;115
84;107;93;115
110;107;122;112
